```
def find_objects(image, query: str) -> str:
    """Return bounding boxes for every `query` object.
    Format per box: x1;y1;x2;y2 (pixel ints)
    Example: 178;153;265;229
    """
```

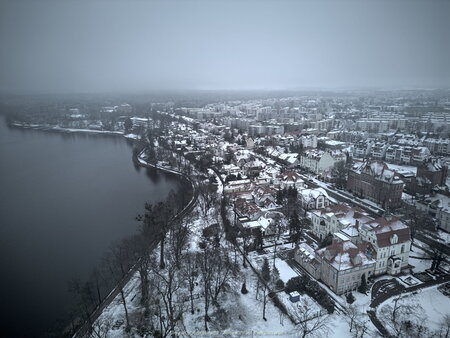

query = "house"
246;137;255;149
224;179;252;195
295;241;376;295
310;204;371;241
347;160;404;209
299;149;346;175
253;186;277;208
289;291;300;303
275;170;305;190
279;153;300;168
243;159;266;177
407;158;448;195
416;193;450;232
298;188;330;212
235;199;262;222
359;216;411;276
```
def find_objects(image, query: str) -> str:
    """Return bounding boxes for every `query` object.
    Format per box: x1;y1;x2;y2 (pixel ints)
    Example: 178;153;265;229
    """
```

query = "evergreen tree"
276;189;284;205
358;273;368;294
124;117;133;133
255;228;263;251
241;282;248;294
272;265;280;283
289;211;301;236
261;258;271;283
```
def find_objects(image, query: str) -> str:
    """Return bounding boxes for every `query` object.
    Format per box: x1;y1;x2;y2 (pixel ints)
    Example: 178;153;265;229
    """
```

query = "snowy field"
181;269;297;337
378;285;450;333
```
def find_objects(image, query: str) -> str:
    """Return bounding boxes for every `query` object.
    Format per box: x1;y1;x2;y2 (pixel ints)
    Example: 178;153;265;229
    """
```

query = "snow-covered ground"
378;285;450;334
181;268;297;337
437;229;450;244
409;245;432;273
274;258;298;284
385;163;417;175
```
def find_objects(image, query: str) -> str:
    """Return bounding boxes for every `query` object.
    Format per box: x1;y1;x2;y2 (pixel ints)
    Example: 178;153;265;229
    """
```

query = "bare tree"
262;284;268;321
168;220;190;267
352;317;371;338
294;299;329;338
198;181;218;218
430;246;447;273
208;246;238;306
181;252;198;315
379;295;424;337
346;305;360;333
151;253;186;338
438;314;450;338
68;278;95;334
197;241;212;331
104;240;136;333
89;315;113;338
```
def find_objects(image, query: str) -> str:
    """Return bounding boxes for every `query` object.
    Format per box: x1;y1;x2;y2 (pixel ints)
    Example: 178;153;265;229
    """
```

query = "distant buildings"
300;134;317;148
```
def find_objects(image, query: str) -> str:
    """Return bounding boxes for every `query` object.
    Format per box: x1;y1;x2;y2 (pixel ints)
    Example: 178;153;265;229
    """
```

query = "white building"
298;188;330;211
300;134;317;148
299;149;346;175
275;170;305;190
359;216;411;276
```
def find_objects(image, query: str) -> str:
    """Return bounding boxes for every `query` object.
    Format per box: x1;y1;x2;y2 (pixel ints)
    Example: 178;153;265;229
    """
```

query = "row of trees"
68;185;192;337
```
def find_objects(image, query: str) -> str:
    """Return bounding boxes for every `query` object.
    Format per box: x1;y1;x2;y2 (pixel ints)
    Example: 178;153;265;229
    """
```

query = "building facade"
347;160;404;209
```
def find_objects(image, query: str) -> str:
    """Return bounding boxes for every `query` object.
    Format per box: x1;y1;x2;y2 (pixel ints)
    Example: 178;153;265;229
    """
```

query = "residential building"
294;241;376;295
310;204;371;241
300;134;317;148
406;158;448;195
359;216;411;276
416;193;450;232
298;188;330;212
275;170;305;190
299;149;346;175
347;160;404;208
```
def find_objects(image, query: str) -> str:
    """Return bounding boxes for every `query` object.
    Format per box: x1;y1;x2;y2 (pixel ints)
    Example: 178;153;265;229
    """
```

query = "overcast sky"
0;0;449;93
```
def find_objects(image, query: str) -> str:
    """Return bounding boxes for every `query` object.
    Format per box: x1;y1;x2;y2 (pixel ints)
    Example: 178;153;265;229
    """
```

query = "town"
6;89;450;337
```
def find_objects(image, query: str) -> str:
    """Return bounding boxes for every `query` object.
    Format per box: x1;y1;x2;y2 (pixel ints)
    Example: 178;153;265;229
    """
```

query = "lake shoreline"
1;119;192;338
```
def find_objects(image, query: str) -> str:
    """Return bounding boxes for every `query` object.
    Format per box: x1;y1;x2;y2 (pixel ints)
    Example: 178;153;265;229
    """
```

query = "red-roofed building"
360;216;411;275
275;170;305;189
347;160;404;209
295;240;376;295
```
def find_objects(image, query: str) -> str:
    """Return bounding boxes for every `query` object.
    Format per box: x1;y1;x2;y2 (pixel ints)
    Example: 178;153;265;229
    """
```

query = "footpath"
367;274;450;337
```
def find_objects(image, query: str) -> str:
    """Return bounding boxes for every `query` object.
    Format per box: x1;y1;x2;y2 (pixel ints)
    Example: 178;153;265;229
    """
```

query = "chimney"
355;219;360;229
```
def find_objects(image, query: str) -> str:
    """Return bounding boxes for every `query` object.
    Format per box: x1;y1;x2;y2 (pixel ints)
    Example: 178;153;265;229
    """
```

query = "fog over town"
1;1;450;338
1;0;450;93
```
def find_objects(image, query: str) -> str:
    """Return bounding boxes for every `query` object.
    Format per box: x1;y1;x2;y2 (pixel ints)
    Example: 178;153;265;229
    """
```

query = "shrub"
285;274;335;314
275;279;285;290
346;292;355;304
241;282;248;294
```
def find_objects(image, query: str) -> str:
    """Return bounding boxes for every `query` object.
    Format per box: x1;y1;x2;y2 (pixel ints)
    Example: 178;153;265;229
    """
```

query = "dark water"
0;117;180;337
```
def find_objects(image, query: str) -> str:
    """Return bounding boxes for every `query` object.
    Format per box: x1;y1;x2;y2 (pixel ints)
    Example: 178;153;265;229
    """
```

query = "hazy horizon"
1;0;449;94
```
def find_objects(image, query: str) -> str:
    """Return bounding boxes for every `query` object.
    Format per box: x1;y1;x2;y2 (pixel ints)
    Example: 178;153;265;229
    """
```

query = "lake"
0;117;181;337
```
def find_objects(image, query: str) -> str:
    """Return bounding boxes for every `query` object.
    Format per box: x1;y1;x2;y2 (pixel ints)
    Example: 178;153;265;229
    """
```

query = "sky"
0;0;449;93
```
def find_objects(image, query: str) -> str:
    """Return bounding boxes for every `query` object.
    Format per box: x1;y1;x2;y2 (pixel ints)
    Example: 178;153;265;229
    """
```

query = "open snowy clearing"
378;285;450;333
